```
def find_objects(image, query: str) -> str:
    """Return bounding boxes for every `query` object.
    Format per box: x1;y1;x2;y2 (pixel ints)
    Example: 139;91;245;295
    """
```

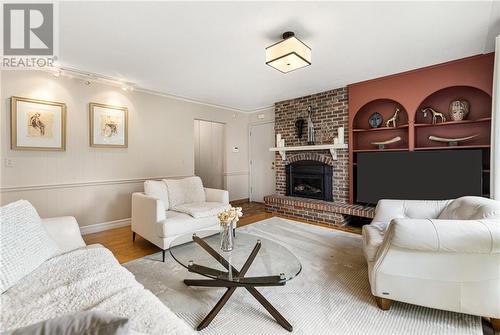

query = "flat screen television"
356;150;483;204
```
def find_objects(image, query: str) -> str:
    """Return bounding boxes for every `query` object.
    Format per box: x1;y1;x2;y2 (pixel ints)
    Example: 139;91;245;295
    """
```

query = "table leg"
187;235;293;332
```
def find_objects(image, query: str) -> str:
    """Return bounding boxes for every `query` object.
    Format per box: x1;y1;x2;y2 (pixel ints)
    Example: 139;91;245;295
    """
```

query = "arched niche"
415;86;491;124
353;99;408;130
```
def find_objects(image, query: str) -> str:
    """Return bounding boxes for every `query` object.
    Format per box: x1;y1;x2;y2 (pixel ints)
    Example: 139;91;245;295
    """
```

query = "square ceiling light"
265;32;311;73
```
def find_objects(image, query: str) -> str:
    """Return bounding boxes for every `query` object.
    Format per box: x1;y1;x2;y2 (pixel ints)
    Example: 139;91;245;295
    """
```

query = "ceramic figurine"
385;108;400;127
421;107;446;124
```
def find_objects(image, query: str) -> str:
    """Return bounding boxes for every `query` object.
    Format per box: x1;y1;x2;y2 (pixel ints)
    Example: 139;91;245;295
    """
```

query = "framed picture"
89;103;128;148
11;96;66;151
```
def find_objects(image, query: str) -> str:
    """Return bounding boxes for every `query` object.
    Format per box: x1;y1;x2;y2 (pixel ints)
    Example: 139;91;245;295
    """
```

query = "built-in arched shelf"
352;99;409;151
414;86;492;150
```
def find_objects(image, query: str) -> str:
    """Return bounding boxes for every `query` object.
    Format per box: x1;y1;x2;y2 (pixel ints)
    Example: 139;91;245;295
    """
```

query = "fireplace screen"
286;160;333;201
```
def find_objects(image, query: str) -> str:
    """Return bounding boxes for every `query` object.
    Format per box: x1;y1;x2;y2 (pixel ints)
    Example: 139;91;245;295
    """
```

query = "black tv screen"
356;150;482;204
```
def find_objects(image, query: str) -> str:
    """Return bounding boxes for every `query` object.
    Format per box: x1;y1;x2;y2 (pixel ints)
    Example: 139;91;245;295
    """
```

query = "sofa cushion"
156;211;218;238
0;200;59;293
0;246;193;335
172;202;230;219
164;176;205;207
144;180;169;210
438;196;500;220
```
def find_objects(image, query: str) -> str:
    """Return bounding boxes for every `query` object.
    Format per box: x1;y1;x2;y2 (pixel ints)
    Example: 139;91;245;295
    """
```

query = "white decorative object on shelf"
269;143;348;161
276;134;282;146
333;138;339;145
337;127;344;144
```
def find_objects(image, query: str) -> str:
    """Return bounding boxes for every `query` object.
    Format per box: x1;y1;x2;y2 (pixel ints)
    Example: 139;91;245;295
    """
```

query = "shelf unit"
348;54;494;204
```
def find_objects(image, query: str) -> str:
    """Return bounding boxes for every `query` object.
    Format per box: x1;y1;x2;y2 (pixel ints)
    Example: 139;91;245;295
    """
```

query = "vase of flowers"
217;206;243;252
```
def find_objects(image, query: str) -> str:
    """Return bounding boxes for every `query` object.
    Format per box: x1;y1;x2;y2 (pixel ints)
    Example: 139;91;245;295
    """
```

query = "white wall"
1;70;251;227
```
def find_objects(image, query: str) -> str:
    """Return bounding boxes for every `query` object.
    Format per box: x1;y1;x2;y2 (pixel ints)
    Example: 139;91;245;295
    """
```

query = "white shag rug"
123;217;482;335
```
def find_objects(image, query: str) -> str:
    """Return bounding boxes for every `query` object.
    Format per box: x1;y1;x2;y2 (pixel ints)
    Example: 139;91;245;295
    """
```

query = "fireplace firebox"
286;160;333;201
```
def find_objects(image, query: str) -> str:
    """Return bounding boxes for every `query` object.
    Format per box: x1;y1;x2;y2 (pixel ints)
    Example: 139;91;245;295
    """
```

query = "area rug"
123;217;482;335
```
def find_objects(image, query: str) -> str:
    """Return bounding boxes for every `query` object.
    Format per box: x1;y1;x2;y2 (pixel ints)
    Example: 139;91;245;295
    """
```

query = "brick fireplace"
264;87;374;225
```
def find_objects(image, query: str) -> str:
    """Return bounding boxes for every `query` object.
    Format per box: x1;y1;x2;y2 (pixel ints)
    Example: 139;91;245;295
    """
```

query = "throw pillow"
0;200;59;293
164;176;206;207
144;180;169;210
6;310;129;335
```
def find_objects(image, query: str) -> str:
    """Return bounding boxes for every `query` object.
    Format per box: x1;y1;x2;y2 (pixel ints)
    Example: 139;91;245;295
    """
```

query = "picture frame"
11;96;67;151
89;102;128;148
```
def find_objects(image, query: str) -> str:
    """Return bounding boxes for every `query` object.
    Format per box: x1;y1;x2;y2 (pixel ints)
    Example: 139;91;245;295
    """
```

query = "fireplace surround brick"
266;87;355;226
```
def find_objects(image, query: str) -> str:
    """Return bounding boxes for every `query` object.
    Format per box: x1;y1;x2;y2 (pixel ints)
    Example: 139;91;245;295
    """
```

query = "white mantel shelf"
269;144;348;160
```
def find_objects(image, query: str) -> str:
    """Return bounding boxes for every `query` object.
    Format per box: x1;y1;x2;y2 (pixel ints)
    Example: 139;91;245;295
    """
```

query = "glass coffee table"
169;231;301;332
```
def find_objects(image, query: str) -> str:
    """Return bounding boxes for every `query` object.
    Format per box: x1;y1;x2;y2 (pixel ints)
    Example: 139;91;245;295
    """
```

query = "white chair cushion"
164;176;205;207
172;202;231;219
438;196;500;220
144;180;169;210
0;200;59;293
156;211;218;238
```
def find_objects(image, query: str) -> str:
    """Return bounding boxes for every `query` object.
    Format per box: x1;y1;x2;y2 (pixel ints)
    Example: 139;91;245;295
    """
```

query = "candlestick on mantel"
337;127;344;144
276;134;282;147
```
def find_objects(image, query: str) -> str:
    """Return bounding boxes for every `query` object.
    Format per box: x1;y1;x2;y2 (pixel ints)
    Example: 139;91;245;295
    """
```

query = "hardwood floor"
83;201;361;264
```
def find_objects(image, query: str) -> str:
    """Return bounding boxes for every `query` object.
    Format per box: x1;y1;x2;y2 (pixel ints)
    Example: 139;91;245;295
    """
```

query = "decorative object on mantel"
371;136;401;150
421;107;446;124
295;119;305;139
337;127;345;144
428;134;478;146
307;106;315;145
217;206;242;252
276;133;285;148
385;108;400;128
270;143;348;161
368;112;383;128
449;100;470;121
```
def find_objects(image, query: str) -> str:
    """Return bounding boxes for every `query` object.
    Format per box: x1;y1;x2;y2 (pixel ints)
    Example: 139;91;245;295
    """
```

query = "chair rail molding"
0;175;192;193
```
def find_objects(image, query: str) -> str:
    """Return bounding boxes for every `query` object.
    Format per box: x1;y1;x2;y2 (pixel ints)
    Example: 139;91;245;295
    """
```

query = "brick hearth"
264;194;375;226
265;87;374;226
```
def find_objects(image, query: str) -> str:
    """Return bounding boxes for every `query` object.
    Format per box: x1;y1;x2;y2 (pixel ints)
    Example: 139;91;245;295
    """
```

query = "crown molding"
42;66;271;114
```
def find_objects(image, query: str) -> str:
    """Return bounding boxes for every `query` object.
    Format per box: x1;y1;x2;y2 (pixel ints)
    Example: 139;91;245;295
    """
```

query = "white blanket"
0;245;193;335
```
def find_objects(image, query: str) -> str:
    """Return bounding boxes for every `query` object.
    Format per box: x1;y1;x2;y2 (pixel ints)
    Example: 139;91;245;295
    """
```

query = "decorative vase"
449;100;469;121
219;219;234;252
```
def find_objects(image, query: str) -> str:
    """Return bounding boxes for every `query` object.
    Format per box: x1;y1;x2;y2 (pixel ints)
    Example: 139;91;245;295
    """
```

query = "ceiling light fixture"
265;31;311;73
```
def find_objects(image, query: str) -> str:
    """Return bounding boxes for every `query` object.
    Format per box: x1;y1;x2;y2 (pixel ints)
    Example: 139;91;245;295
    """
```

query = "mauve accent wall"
274;87;349;203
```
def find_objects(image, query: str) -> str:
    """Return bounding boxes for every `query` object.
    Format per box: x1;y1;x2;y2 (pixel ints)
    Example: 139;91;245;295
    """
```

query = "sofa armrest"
205;188;229;204
388;218;500;254
131;192;166;230
42;216;86;254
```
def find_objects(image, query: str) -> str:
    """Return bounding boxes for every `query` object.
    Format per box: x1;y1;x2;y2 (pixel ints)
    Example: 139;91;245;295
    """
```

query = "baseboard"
80;218;131;235
230;198;250;205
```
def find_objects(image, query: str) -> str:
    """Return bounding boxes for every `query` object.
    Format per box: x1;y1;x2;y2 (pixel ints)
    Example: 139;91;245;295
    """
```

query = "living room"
1;2;499;335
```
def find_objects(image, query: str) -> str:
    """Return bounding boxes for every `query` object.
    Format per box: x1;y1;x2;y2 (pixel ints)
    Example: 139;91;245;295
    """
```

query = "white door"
250;122;276;202
194;120;225;189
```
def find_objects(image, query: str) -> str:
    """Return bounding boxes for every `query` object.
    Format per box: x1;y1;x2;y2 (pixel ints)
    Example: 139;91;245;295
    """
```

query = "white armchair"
362;196;500;330
131;177;230;261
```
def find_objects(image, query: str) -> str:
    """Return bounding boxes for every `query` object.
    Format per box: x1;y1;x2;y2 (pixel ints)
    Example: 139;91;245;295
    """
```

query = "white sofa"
0;200;193;335
362;196;500;330
131;176;230;261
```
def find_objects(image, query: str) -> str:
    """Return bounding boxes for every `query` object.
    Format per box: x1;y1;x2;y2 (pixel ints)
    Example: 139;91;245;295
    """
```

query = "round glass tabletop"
169;231;302;284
